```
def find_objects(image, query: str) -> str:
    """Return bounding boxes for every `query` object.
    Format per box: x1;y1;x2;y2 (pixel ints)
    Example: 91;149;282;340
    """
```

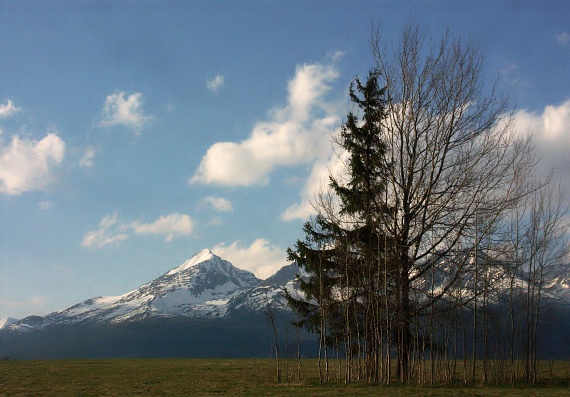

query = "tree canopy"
286;24;567;385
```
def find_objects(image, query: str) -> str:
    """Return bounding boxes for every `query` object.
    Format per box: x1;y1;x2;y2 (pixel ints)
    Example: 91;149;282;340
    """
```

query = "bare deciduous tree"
370;23;536;382
287;22;566;385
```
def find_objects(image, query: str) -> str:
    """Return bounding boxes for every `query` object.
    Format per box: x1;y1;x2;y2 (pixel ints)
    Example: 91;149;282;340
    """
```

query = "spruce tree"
287;69;394;382
288;24;543;385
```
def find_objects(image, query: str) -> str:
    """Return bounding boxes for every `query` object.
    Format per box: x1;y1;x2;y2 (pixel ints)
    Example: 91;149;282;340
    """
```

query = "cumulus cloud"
556;32;570;45
202;196;233;212
82;212;194;248
207;216;223;226
98;91;153;134
81;213;130;249
284;100;570;223
38;201;53;210
211;239;287;279
206;75;224;92
0;133;65;195
281;163;327;222
130;213;194;242
79;148;95;168
281;146;348;222
0;296;51;319
191;59;341;186
511;100;570;180
0;99;21;119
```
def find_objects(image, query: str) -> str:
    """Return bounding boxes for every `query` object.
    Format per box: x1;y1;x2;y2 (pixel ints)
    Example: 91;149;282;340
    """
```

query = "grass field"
1;358;569;396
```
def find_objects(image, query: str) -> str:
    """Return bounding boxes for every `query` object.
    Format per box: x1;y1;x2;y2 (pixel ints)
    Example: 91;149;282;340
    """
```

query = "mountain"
415;250;570;304
545;264;570;303
0;317;18;329
4;249;296;333
1;249;569;360
0;249;313;359
226;264;307;315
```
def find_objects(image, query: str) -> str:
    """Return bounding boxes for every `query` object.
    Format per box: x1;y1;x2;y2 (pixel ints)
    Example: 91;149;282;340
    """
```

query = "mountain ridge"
3;249;570;332
1;249;570;360
3;249;295;333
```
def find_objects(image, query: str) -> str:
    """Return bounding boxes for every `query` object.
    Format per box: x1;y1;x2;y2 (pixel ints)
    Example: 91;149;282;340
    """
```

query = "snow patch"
0;317;18;329
166;249;214;276
1;248;299;331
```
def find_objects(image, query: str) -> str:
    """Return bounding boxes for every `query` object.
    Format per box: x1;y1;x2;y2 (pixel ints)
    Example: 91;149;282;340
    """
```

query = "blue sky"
1;1;569;319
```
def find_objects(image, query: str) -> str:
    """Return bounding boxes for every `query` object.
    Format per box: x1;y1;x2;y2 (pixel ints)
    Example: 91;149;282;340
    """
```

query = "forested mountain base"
0;315;318;360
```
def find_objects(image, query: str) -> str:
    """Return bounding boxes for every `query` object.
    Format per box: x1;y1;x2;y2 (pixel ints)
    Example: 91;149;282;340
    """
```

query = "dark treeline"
282;23;569;385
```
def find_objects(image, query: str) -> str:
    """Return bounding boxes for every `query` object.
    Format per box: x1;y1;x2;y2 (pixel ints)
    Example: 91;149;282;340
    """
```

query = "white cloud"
280;158;331;222
0;133;65;195
0;296;51;319
82;212;194;248
130;213;194;242
281;146;348;222
0;99;21;119
207;75;224;92
98;91;153;134
556;32;570;45
207;216;223;226
38;201;53;210
283;100;570;222
511;100;570;180
211;239;287;279
202;196;233;212
81;212;129;249
79;148;95;168
191;59;341;186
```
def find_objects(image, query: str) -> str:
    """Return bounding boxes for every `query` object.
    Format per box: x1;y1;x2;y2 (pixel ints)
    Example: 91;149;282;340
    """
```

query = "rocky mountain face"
0;317;17;329
0;249;312;359
4;249;569;334
1;249;568;359
410;250;570;305
3;249;299;333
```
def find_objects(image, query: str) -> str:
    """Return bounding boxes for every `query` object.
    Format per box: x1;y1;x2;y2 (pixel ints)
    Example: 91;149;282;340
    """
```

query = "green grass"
1;359;569;396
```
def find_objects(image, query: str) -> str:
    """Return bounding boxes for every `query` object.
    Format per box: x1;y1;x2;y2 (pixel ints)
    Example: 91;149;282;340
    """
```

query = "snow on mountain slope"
0;317;18;329
226;264;307;314
9;247;565;334
545;264;570;302
6;249;268;332
411;251;570;306
100;249;261;321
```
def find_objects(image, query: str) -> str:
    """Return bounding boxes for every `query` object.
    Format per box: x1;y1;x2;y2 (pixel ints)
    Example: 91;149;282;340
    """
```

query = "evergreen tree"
287;70;395;383
288;24;539;385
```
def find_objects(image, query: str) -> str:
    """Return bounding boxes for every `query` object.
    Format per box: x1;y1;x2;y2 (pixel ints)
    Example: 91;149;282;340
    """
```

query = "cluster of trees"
285;24;569;385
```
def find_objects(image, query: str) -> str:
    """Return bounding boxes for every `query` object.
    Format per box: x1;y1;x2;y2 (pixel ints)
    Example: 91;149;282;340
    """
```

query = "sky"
1;1;569;320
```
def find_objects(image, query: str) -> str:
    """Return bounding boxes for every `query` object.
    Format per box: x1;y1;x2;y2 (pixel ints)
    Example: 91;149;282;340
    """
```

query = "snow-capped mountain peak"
0;317;18;329
4;249;277;332
165;248;216;276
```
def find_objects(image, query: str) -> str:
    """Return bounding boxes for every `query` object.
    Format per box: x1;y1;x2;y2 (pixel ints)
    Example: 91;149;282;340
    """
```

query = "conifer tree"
288;24;538;384
287;69;395;382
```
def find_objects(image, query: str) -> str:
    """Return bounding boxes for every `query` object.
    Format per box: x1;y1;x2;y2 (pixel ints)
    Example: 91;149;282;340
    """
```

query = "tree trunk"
396;259;412;383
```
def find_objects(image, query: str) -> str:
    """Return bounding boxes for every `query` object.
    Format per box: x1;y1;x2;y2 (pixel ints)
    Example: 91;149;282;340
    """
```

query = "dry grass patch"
0;359;569;396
